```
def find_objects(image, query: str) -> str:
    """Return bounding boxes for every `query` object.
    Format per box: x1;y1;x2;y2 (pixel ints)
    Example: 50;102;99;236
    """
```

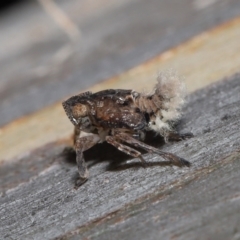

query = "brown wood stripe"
1;17;240;162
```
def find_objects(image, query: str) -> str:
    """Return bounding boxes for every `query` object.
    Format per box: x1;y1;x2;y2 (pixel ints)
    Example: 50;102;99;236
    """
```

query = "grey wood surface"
1;75;240;239
1;0;240;126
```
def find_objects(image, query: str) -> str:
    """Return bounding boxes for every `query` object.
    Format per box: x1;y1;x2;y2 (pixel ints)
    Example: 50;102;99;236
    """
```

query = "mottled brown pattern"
62;82;193;188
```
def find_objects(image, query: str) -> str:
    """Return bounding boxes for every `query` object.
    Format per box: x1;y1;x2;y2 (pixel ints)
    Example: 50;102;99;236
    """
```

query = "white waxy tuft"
149;70;186;133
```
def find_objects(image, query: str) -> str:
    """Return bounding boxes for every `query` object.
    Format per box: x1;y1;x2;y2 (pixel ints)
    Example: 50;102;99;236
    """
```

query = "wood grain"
1;17;240;163
1;73;240;240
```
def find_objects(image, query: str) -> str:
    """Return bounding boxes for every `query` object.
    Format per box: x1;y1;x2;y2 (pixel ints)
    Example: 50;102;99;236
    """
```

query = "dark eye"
135;108;141;113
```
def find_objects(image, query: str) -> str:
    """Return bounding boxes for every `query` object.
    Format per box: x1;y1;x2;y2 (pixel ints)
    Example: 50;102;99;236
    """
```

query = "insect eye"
72;104;88;118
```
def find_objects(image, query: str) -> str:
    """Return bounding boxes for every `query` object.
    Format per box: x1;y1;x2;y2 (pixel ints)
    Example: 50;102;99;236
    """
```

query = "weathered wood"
1;17;240;163
1;2;240;239
71;152;240;240
0;74;240;239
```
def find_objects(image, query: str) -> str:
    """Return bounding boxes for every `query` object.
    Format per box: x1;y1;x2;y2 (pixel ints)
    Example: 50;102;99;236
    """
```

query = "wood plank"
72;151;240;240
1;73;240;240
1;17;240;163
2;0;240;126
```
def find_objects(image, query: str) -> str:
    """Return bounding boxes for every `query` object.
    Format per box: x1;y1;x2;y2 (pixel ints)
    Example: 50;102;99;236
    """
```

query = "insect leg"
165;131;194;142
115;133;190;167
105;136;146;164
75;134;100;187
73;126;81;145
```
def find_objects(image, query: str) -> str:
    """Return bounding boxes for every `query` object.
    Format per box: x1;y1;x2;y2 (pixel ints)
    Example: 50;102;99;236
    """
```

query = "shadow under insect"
62;131;177;174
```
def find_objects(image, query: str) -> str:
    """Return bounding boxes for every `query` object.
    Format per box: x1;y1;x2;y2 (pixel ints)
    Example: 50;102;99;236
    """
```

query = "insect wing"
94;95;146;130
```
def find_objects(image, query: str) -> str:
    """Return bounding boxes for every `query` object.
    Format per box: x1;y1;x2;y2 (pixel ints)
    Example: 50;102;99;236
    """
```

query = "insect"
62;71;193;187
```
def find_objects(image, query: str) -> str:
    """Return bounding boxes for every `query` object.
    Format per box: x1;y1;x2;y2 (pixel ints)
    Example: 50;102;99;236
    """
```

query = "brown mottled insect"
62;71;193;187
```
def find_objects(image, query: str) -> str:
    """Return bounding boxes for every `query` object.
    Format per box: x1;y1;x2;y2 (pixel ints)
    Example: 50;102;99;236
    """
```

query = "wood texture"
1;2;240;239
0;74;240;240
1;17;240;163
